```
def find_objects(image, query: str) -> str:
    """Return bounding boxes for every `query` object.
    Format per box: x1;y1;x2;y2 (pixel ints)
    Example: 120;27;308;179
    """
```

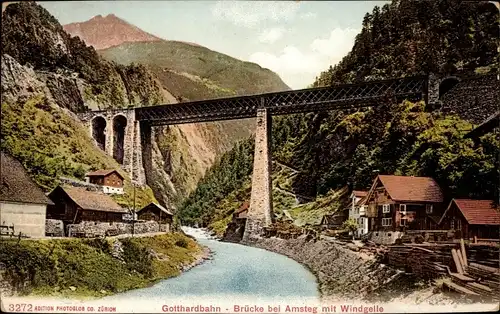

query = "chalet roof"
138;202;173;216
235;201;249;214
352;190;368;198
85;169;124;180
375;175;444;203
441;199;500;226
50;186;127;213
0;152;53;205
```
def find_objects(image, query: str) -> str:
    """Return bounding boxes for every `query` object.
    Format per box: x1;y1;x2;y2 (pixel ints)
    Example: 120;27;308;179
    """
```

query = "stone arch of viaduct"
78;109;146;185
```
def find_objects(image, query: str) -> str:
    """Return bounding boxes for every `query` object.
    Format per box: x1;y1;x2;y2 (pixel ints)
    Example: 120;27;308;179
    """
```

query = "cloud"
248;27;359;89
310;28;359;58
249;46;323;75
258;27;286;44
212;1;301;28
300;12;317;20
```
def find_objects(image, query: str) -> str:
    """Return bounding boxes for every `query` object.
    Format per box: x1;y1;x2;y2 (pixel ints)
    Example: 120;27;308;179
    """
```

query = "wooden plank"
443;281;480;296
457;249;466;270
450;273;475;282
467;282;493;292
452;249;464;274
460;238;468;268
470;262;500;273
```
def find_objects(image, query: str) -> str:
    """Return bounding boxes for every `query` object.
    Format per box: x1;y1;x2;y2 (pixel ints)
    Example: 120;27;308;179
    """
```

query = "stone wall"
368;231;403;245
223;219;246;243
45;219;64;237
440;74;498;124
247;236;402;300
65;220;168;237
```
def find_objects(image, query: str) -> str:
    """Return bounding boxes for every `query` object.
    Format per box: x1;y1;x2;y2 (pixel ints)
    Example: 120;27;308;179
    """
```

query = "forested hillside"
178;0;499;233
314;0;498;86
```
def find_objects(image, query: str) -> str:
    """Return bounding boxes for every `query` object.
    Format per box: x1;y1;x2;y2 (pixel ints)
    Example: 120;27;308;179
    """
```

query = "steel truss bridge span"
111;75;428;126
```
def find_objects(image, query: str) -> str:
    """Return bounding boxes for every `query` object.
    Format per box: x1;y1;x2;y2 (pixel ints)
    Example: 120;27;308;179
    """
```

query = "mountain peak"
64;14;163;50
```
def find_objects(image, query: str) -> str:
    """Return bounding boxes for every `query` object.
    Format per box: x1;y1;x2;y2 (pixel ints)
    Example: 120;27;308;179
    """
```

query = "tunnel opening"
92;116;106;151
439;77;460;99
113;115;127;164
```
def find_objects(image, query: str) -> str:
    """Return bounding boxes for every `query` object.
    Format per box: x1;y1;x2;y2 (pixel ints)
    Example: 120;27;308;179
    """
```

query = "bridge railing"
134;75;427;125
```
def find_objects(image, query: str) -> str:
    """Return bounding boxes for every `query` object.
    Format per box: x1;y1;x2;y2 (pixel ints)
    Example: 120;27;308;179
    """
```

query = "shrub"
175;238;188;248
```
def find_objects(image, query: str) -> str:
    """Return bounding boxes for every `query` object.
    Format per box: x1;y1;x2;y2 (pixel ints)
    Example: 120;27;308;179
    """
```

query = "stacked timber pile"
466;244;499;268
465;263;500;297
262;221;304;239
386;244;454;278
385;239;499;300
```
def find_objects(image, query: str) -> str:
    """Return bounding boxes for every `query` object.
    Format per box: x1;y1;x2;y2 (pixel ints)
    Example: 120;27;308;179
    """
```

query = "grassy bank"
0;233;202;298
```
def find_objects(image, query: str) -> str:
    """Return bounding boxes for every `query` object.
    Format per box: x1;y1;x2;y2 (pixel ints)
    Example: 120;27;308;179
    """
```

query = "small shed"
47;186;127;224
85;169;124;194
0;151;54;238
439;199;500;239
137;202;173;225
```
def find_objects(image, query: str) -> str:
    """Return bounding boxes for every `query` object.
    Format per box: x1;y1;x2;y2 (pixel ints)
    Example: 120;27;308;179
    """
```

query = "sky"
39;1;389;89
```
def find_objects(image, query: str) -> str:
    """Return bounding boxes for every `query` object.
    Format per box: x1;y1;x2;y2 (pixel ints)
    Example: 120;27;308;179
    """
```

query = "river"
100;227;320;304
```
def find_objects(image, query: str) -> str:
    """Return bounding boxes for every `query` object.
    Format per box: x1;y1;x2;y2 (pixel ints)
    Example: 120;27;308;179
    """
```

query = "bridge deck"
84;75;428;125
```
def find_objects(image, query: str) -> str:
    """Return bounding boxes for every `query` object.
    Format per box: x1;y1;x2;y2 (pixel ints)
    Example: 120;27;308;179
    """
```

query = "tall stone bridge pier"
76;73;494;241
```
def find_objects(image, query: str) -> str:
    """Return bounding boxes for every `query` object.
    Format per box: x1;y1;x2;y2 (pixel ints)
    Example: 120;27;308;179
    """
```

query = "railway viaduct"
76;73;496;242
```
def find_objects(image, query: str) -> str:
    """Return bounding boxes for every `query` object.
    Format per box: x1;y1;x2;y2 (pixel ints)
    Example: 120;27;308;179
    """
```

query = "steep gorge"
62;13;290;208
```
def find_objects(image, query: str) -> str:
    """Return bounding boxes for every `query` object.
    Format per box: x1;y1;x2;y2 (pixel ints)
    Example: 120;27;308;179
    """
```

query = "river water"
101;227;320;304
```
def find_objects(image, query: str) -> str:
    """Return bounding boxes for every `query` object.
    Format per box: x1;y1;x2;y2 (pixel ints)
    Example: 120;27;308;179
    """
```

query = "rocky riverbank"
244;236;462;305
180;246;212;272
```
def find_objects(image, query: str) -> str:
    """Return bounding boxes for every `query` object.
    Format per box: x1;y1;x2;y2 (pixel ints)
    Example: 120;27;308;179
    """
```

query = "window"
382;218;392;226
450;219;455;229
400;204;406;214
383;204;390;213
426;204;433;214
400;218;407;226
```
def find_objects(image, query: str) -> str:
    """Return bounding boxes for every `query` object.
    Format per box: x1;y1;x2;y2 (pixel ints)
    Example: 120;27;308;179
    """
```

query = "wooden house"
0;151;54;238
365;175;444;232
85;169;124;194
320;210;348;230
137;202;173;225
47;186;127;225
348;190;369;237
438;199;500;239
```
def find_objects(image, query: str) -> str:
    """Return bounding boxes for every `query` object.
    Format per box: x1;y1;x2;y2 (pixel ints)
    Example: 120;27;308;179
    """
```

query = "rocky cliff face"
63;14;162;50
1;2;167;110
